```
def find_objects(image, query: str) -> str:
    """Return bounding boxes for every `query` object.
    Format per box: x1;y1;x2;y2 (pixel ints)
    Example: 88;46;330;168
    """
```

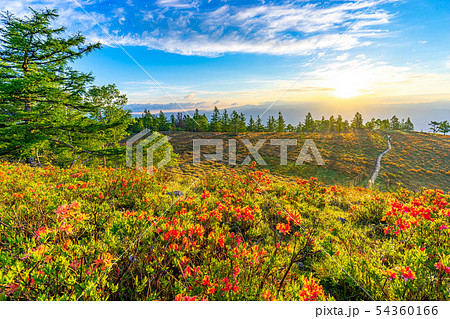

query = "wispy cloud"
116;0;396;56
1;0;399;56
156;0;198;9
184;93;196;99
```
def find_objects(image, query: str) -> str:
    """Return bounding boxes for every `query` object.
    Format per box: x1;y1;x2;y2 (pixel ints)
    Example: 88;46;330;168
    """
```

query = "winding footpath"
368;135;392;188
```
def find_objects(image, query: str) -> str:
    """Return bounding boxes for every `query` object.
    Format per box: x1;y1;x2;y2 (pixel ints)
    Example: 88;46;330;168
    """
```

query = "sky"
2;0;450;130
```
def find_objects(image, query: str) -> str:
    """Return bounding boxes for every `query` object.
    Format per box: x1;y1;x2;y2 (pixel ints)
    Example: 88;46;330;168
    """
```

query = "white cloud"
1;0;410;64
184;93;196;99
1;0;399;57
103;31;366;56
156;0;198;9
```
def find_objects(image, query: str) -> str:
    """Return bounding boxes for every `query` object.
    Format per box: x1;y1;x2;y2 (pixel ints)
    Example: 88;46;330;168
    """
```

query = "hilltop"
166;130;450;192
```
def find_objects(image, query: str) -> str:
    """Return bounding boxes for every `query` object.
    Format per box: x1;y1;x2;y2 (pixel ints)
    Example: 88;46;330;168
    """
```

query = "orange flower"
396;266;416;282
262;290;276;301
299;278;326;301
218;236;225;248
93;253;114;271
384;269;397;281
276;222;291;235
59;222;73;234
101;253;114;270
201;190;210;200
206;286;217;294
122;210;136;218
202;275;211;286
76;213;88;222
34;226;49;240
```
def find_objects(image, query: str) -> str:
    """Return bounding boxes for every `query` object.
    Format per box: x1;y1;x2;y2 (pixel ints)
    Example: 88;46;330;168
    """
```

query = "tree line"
428;121;450;135
128;109;416;134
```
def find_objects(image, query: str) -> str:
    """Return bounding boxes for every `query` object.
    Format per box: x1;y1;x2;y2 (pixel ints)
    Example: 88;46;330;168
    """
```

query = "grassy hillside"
378;131;450;191
166;130;449;192
0;162;449;300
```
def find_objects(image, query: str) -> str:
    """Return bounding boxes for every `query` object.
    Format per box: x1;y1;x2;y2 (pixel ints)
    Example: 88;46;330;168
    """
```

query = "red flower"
183;266;192;278
384;269;397;281
34;226;49;240
232;280;239;293
201;190;210;200
221;277;231;291
175;294;197;301
262;290;276;301
59;222;73;234
202;275;211;286
276;222;291;235
233;263;240;278
435;260;450;273
299;278;326;301
396;266;416;282
218;236;225;248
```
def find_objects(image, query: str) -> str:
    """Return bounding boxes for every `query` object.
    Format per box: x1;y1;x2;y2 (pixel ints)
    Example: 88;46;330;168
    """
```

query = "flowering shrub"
0;162;448;300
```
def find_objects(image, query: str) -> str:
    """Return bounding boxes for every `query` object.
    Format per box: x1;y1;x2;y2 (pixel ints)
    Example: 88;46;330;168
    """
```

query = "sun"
333;85;361;99
331;70;371;99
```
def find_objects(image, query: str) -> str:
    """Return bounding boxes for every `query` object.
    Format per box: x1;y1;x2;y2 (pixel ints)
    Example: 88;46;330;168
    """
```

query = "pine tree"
328;115;336;132
176;112;185;130
351;112;364;129
336;115;344;132
276;111;286;132
303;112;315;132
438;120;449;135
365;118;376;130
343;120;350;131
390;115;401;130
247;115;255;132
266;116;276;132
230;111;241;134
157;111;169;131
238;113;247;132
210;106;221;132
429;121;440;133
255;116;264;132
221;109;230;132
318;116;329;132
286;124;295;132
170;114;176;131
379;119;390;130
402;117;414;131
0;9;102;165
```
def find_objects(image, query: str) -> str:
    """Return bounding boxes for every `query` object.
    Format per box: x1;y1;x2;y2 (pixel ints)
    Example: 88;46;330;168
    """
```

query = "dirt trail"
368;135;392;188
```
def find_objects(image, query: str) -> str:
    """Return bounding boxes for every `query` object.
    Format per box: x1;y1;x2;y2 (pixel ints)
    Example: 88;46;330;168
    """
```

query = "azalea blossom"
299;278;326;301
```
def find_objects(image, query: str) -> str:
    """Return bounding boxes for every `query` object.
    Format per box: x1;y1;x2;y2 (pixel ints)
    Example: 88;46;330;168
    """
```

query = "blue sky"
2;0;450;128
